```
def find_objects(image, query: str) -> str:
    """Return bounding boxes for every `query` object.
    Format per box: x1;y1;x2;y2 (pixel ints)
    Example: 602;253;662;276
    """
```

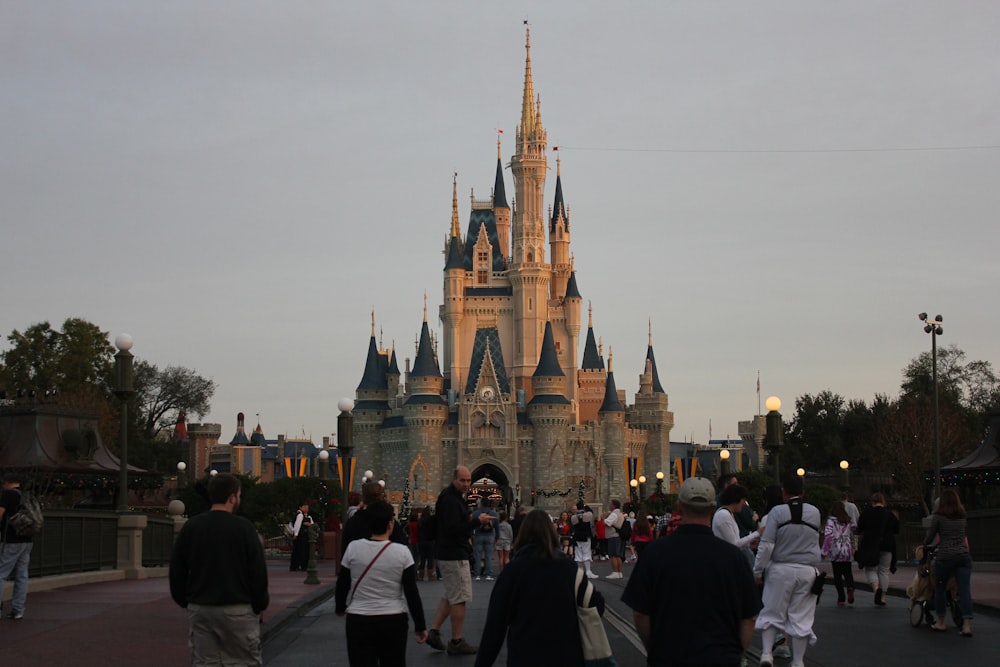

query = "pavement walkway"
1;558;997;666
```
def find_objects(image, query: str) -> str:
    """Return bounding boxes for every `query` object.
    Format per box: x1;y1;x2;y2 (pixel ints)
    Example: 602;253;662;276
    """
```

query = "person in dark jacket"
169;473;269;666
288;501;313;571
426;466;482;655
340;481;407;571
475;509;606;667
855;491;899;606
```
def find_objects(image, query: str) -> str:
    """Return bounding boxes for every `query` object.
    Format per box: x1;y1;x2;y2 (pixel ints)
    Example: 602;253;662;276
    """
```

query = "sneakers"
447;638;478;655
759;653;773;667
847;587;855;604
605;572;623;580
485;576;495;581
8;611;23;621
586;571;599;579
474;576;482;581
773;645;791;659
426;628;446;651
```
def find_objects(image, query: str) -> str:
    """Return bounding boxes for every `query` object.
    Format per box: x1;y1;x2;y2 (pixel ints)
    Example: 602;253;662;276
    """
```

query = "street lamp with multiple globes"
918;312;944;506
839;459;850;491
719;448;731;475
113;334;134;513
764;396;784;482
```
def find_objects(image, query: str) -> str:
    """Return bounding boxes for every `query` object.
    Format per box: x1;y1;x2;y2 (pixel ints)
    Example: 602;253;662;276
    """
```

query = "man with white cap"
622;477;758;667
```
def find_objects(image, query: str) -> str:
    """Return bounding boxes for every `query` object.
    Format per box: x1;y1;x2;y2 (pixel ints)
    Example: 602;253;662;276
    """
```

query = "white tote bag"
574;568;616;667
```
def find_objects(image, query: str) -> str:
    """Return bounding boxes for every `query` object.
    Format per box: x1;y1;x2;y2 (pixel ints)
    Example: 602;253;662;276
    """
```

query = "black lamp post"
719;448;731;476
337;398;355;524
764;396;784;483
114;334;134;513
839;459;850;491
919;313;944;505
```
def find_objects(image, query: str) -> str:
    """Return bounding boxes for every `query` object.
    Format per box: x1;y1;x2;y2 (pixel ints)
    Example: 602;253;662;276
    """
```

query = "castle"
351;28;674;513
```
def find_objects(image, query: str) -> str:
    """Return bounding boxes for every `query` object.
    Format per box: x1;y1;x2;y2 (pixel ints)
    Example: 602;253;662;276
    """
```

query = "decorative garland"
532;487;573;498
33;472;163;493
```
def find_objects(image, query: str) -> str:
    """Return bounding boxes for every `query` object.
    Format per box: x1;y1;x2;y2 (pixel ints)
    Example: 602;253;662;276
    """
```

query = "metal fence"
29;510;119;577
901;510;1000;563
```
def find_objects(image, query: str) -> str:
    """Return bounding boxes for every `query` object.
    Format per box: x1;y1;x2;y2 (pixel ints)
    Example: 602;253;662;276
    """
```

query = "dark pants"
290;534;311;571
346;612;409;667
831;560;855;601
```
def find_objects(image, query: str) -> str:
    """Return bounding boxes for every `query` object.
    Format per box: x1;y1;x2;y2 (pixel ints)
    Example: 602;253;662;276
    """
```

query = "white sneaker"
474;576;481;581
758;654;773;667
485;576;494;581
586;572;599;579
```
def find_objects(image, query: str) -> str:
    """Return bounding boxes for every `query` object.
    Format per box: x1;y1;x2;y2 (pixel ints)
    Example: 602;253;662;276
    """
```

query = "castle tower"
404;305;449;484
577;303;607;424
527;321;572;508
354;312;392;477
630;324;675;484
493;140;511;257
549;155;571;299
599;351;627;503
508;26;550;397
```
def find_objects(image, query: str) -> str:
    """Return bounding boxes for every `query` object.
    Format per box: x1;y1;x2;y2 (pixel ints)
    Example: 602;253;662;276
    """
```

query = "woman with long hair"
631;514;654;559
475;509;606;667
925;489;974;636
556;510;574;556
821;501;856;606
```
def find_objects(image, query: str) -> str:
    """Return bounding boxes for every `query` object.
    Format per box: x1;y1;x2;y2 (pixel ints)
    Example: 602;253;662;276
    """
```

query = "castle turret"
599;350;626;501
493;141;511;258
577;303;607;424
509;25;550;394
549;156;571;299
630;323;674;488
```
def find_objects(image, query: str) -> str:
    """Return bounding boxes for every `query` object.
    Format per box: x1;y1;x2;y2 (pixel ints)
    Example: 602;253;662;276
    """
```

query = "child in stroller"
907;545;961;628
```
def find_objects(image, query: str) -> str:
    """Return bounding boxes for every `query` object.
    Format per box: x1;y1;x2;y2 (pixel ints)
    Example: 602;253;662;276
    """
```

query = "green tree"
901;344;1000;435
133;361;216;439
786;391;847;472
0;318;114;398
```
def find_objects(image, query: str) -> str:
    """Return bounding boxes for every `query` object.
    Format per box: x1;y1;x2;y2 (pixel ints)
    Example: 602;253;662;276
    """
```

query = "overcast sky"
2;1;998;448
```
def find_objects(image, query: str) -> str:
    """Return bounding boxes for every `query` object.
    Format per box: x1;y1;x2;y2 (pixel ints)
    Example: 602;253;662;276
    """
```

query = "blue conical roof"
550;173;567;232
493;157;508;209
445;235;464;270
357;336;387;390
411;321;442;378
646;345;665;394
600;372;624;413
388;348;400;376
565;271;581;299
581;326;603;371
533;322;564;377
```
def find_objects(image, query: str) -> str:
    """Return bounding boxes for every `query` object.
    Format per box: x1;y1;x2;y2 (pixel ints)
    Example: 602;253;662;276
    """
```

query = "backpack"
8;489;44;538
572;515;592;541
618;519;632;543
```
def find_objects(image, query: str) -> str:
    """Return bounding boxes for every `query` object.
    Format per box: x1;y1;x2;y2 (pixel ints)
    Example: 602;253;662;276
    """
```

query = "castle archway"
469;462;512;512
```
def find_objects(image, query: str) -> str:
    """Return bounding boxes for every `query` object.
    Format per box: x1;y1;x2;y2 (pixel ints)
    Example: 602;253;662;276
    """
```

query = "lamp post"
210;469;218;477
317;449;329;479
655;471;664;496
719;448;731;475
638;474;647;501
764;396;784;483
177;461;187;487
839;459;850;491
337;398;355;524
629;478;639;506
114;334;134;513
918;313;944;506
796;467;806;484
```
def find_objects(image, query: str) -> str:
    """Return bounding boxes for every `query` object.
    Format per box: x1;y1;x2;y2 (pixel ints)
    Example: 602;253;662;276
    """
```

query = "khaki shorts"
438;559;473;605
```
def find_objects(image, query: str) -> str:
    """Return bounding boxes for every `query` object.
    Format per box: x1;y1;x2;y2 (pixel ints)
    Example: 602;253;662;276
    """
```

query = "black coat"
855;505;899;567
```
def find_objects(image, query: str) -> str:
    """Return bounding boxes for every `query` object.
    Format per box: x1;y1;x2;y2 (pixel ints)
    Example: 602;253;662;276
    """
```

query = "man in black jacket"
170;473;269;666
426;465;483;655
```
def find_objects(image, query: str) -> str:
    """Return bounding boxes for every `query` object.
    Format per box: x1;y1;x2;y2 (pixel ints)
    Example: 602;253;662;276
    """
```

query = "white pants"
574;539;592;563
756;562;818;643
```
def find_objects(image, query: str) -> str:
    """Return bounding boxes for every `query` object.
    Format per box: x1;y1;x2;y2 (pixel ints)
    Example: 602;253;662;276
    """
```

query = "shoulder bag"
574;568;616;667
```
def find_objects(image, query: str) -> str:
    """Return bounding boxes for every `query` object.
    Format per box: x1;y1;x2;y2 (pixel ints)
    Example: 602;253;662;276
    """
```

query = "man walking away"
170;473;269;666
426;466;481;655
623;477;759;666
753;474;822;667
472;499;498;581
0;474;35;620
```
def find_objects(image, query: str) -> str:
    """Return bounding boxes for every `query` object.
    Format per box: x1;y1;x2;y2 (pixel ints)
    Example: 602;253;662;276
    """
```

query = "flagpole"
757;370;761;416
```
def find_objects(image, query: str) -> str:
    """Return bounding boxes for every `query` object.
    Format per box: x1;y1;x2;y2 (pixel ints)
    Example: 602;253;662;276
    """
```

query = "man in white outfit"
570;501;598;579
753;474;822;667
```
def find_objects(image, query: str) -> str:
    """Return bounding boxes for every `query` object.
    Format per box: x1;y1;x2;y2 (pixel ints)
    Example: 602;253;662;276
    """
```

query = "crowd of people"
163;469;978;666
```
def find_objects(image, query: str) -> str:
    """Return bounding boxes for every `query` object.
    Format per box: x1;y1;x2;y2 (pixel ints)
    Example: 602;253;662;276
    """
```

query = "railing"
142;515;177;567
29;510;119;577
902;509;1000;562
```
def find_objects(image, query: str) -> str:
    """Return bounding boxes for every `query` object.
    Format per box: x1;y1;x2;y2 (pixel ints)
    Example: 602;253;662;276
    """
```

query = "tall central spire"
520;24;537;138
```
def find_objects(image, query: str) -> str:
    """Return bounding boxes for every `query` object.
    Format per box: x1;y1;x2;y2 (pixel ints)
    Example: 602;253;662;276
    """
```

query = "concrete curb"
261;582;337;644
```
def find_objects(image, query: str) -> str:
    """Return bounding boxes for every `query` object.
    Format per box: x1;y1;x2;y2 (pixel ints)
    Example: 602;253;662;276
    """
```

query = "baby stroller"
907;545;961;628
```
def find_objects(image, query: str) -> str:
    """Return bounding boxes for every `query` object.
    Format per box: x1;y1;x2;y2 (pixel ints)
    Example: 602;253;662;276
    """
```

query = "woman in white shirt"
336;500;427;665
713;484;760;551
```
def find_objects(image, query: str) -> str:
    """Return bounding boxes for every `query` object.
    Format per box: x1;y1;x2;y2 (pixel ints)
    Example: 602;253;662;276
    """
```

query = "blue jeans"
0;542;33;615
935;553;973;619
473;533;494;577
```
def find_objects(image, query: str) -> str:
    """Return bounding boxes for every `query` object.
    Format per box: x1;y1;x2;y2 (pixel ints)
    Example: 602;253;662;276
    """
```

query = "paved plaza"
2;557;998;666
